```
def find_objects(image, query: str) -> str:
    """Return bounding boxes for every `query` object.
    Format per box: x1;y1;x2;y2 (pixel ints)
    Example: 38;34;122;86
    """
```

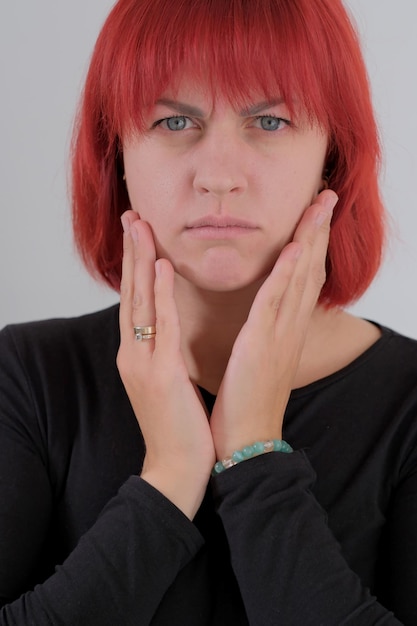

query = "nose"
192;131;248;198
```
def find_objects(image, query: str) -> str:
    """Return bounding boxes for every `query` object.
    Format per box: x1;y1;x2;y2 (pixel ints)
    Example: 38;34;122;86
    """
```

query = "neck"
175;274;260;392
173;273;335;394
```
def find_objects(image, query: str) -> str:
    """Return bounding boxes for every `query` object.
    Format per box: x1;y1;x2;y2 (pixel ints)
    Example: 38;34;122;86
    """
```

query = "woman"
0;0;416;624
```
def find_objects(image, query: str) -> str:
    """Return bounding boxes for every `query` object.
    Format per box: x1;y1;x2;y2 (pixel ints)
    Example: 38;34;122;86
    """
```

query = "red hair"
71;0;385;306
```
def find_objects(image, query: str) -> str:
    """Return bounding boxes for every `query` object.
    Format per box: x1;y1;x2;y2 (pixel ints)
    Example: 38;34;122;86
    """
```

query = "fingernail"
155;259;162;277
315;210;332;227
315;194;338;227
293;245;303;260
120;214;130;233
323;192;338;213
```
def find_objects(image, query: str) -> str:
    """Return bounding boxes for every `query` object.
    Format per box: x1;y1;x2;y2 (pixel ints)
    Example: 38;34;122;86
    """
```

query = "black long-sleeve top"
0;305;416;624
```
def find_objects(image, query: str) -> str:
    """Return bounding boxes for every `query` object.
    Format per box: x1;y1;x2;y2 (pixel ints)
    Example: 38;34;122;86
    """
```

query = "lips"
186;215;258;229
184;215;259;240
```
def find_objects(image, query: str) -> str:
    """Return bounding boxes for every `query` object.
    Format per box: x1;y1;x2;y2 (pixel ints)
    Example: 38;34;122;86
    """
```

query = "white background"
1;1;416;337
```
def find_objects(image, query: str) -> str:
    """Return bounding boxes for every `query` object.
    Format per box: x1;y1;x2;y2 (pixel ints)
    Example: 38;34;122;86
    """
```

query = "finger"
286;190;337;316
245;241;302;328
120;209;141;233
130;221;157;342
291;190;337;250
119;211;141;343
153;258;181;357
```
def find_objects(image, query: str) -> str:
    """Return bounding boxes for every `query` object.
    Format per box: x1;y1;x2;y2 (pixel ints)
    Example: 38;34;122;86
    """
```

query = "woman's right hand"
117;211;215;520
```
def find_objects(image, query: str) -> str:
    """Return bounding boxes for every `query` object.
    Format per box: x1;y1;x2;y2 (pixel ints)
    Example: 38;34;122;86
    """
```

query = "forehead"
152;75;290;116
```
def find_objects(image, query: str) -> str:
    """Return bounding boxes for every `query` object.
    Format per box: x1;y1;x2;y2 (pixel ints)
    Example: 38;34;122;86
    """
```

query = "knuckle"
311;264;327;289
293;274;307;297
119;280;132;303
266;294;283;313
132;291;145;310
303;231;316;249
156;314;166;330
116;348;129;377
319;218;332;236
117;344;149;382
122;235;131;253
116;348;123;368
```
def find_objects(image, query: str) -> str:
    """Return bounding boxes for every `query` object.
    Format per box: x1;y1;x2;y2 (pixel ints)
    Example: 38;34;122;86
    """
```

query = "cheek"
126;160;182;222
280;151;326;204
261;165;320;212
259;153;325;235
260;135;325;192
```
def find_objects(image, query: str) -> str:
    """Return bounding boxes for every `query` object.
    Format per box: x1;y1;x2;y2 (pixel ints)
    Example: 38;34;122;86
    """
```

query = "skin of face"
123;80;328;294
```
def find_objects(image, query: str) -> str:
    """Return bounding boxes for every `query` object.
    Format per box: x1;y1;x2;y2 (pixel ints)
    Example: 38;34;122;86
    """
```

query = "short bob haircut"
71;0;385;307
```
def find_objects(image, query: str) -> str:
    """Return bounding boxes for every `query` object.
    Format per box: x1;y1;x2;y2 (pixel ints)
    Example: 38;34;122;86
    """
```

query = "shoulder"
372;322;417;376
323;309;417;384
0;305;124;449
296;310;417;389
0;305;121;401
1;304;120;343
328;319;417;396
1;305;120;364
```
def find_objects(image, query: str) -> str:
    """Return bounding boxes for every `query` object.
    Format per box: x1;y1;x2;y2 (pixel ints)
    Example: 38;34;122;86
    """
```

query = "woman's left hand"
210;190;338;460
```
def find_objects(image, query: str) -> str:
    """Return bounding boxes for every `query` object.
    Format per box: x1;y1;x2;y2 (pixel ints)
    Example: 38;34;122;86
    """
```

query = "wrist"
215;428;283;462
141;466;209;520
212;438;293;476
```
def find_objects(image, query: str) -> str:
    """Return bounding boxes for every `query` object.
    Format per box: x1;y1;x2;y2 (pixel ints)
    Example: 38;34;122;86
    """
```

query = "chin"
176;261;270;294
171;245;279;293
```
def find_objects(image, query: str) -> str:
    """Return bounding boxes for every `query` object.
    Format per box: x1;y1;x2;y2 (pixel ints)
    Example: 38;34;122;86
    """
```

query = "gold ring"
139;333;156;341
134;326;156;341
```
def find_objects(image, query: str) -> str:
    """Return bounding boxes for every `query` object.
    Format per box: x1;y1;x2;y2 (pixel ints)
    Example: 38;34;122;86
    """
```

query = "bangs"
94;0;336;138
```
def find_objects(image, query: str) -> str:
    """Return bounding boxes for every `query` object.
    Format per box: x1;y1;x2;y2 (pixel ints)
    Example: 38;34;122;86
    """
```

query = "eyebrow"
239;99;285;116
155;98;285;117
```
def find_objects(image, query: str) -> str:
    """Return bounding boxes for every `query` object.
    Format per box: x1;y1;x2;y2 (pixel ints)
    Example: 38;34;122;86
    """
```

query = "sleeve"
0;327;204;625
1;479;203;625
380;451;417;625
212;451;405;626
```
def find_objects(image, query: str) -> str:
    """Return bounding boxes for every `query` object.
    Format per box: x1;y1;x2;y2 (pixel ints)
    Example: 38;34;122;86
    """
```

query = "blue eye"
166;116;187;131
154;116;191;131
256;116;287;131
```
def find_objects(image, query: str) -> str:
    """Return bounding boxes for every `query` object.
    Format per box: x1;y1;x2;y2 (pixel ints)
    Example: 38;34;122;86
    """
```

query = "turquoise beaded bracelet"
212;439;293;475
